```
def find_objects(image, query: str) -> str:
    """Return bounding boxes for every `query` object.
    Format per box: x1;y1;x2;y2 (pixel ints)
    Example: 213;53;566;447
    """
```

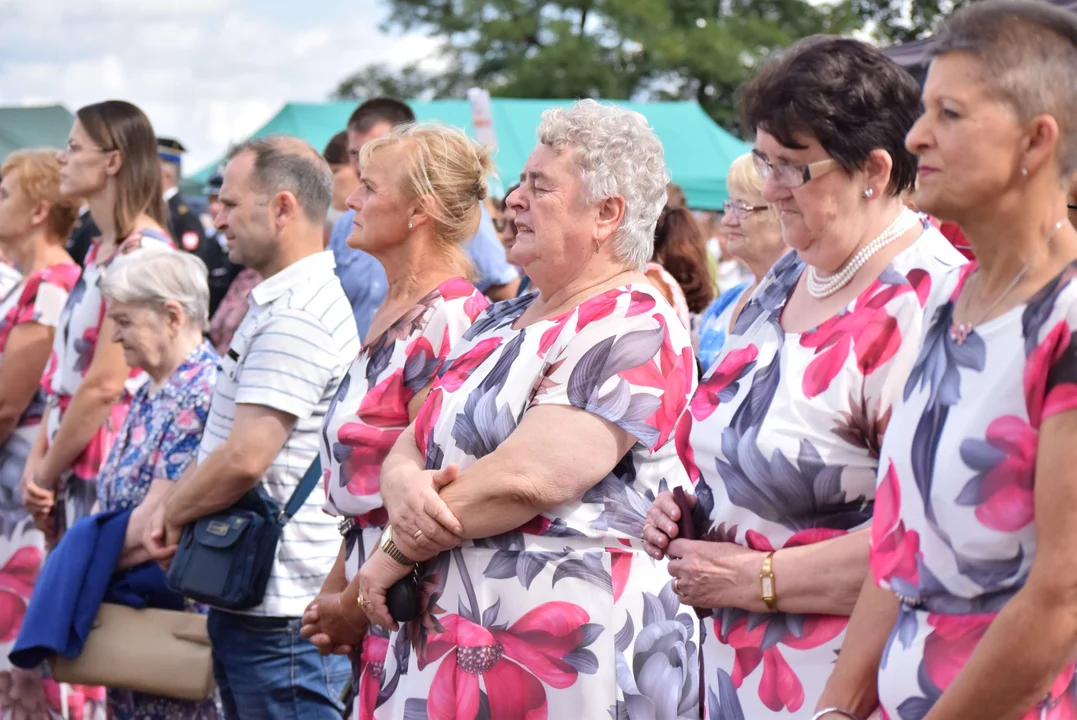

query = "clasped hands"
302;464;464;645
643;490;770;612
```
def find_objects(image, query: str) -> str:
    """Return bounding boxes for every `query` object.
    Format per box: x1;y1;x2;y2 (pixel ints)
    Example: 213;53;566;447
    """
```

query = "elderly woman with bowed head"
643;36;966;718
298;124;491;713
816;4;1077;719
92;247;220;719
348;100;700;719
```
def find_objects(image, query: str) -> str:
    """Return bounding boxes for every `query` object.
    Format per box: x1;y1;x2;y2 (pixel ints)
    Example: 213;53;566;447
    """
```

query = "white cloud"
0;0;438;173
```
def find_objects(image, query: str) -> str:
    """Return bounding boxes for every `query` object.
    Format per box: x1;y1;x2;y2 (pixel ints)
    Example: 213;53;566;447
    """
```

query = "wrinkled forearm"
165;444;260;527
768;530;871;615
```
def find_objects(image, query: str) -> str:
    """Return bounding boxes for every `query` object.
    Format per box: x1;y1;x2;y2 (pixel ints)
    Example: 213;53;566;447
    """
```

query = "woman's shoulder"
571;283;693;348
31;262;81;292
890;219;969;280
431;276;490;323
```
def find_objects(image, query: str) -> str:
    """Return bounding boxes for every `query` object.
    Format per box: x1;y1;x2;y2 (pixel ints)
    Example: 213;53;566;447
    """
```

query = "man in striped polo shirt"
145;136;359;718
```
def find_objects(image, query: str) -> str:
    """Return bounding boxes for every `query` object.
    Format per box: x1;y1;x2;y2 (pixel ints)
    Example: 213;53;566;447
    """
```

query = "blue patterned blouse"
97;340;219;512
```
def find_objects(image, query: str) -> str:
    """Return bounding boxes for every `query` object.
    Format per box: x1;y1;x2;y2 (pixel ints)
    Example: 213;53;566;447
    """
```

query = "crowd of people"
0;1;1076;719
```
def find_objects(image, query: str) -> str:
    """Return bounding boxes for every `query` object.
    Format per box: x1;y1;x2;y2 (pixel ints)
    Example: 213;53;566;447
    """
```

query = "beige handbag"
49;603;216;702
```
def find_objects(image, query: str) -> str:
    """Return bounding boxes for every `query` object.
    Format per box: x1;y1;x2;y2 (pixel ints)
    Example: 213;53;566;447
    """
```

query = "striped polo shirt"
198;250;359;617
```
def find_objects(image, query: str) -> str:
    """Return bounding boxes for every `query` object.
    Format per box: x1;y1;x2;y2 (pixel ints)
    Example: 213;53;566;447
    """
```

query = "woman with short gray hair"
352;99;701;717
92;247;220;719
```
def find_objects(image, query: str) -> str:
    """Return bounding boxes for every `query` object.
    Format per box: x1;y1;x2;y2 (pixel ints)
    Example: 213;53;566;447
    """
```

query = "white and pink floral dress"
873;261;1077;719
365;284;700;720
681;221;965;718
41;229;171;529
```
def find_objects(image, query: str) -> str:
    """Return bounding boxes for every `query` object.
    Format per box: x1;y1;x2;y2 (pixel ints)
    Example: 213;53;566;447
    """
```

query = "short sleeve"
236;310;340;419
464;206;518;291
529;288;696;451
1027;289;1077;424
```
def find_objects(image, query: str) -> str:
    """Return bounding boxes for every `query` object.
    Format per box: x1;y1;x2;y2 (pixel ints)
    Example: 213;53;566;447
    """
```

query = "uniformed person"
158;138;233;317
65;205;98;267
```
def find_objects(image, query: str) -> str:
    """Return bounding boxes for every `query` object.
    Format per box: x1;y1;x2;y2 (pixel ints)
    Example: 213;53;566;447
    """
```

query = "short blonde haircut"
360;123;494;252
1;149;81;240
725;153;766;204
100;246;209;331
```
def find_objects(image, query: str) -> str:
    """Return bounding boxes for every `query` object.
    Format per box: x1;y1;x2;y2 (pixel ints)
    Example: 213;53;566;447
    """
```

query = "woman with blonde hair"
0;149;81;717
299;123;491;716
21;101;171;543
696;153;788;368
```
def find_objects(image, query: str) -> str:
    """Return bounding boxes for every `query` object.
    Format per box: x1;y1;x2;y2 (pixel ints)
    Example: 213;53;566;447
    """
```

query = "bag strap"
278;456;322;525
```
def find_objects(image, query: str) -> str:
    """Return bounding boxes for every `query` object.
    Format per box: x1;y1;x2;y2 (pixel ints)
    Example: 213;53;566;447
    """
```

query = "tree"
333;0;944;132
853;0;971;43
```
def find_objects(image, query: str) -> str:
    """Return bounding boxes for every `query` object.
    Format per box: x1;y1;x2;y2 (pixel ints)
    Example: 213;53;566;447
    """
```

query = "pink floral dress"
41;229;170;529
321;277;489;577
873;261;1077;719
680;221;965;719
0;263;92;719
319;278;488;719
364;284;700;720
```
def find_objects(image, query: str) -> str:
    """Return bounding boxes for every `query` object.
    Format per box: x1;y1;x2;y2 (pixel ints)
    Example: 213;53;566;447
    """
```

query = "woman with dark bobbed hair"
817;3;1077;718
643;36;965;717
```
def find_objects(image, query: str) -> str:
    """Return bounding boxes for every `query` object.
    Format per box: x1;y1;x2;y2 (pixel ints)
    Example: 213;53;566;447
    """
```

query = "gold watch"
379;525;416;566
760;551;777;611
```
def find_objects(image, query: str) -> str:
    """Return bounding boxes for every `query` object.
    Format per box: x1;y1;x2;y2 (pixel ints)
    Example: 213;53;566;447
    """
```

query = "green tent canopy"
0;105;76;160
190;99;749;210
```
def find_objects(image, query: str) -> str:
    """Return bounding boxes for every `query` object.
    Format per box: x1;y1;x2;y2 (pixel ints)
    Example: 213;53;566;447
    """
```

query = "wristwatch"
760;551;777;611
379;525;416;566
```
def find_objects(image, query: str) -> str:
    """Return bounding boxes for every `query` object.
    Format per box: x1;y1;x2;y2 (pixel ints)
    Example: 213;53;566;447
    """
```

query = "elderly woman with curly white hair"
348;100;700;719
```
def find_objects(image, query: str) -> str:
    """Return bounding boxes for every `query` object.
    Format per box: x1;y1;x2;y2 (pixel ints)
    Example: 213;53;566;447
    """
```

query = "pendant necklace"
950;218;1067;344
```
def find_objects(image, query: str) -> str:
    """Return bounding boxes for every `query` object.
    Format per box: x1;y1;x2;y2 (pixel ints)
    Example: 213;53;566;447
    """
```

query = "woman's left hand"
355;549;414;631
382;464;463;556
666;538;768;612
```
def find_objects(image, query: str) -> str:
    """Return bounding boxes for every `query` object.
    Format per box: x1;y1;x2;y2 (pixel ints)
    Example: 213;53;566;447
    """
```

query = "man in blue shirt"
330;98;519;340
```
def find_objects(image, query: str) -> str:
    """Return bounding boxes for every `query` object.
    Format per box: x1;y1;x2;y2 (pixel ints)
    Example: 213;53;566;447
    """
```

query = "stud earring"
863;188;874;199
408;220;414;230
1021;167;1029;177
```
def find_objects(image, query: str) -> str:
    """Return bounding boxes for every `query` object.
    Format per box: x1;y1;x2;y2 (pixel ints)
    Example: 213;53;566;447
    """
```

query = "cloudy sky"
0;0;435;173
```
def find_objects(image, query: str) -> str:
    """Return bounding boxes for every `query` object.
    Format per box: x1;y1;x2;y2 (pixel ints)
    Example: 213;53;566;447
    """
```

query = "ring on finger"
673;577;681;595
414;529;424;540
357;593;371;609
642;522;653;535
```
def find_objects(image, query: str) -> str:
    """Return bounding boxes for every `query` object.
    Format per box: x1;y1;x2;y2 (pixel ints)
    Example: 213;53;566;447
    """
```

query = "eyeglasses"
63;139;113;156
752;149;839;189
723;200;769;219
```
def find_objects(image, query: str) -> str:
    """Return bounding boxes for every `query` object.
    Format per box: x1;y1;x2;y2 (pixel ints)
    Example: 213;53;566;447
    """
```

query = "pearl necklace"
806;209;920;299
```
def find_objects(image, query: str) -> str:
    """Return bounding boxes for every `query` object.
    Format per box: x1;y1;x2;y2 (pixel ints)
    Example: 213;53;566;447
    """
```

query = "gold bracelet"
760;551;777;611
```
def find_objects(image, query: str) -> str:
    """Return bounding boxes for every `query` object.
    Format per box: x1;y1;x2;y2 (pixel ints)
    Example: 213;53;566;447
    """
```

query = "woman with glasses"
21;101;171;546
643;37;965;717
696;153;788;370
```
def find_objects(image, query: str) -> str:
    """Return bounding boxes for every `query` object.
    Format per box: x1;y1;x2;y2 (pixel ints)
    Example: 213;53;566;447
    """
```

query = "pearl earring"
863;188;874;199
408;221;414;230
1021;167;1029;177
